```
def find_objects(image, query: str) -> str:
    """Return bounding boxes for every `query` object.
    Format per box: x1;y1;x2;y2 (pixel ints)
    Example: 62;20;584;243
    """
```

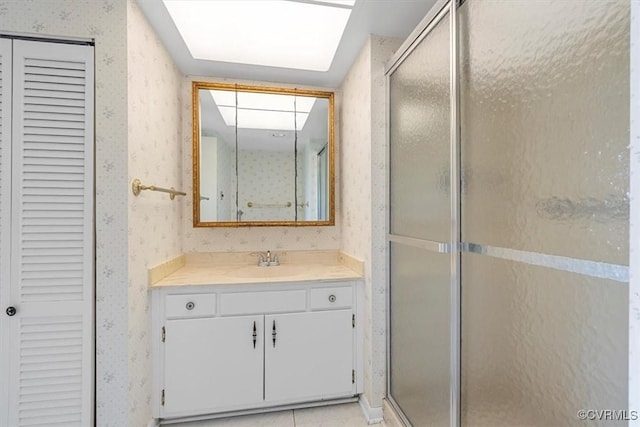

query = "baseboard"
159;397;358;424
359;395;384;425
382;398;404;427
147;419;159;427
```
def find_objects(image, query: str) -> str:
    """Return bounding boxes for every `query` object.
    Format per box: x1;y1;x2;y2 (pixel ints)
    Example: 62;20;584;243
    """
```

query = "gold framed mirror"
192;82;335;227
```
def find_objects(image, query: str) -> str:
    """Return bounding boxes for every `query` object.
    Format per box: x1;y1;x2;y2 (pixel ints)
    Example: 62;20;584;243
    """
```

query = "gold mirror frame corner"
192;81;336;228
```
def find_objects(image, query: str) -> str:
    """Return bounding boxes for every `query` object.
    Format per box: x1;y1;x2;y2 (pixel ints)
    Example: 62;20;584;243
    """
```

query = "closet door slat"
7;39;94;427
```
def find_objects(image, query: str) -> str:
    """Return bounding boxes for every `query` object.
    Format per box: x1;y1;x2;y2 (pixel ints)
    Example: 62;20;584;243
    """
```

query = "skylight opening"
310;0;356;6
164;0;355;71
210;90;316;131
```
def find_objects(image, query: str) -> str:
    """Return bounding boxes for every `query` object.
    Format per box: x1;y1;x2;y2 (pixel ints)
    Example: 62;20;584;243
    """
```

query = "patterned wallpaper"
126;0;183;426
238;150;296;222
0;1;130;425
340;35;401;409
340;43;372;257
201;137;322;223
182;75;342;252
370;35;403;406
340;39;373;403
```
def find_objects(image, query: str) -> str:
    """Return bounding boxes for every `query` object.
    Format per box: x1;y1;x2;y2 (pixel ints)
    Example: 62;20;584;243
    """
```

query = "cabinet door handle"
252;321;257;349
272;320;277;348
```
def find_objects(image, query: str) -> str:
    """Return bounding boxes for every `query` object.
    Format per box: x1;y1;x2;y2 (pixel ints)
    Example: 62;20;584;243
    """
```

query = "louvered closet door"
0;38;13;427
6;40;94;427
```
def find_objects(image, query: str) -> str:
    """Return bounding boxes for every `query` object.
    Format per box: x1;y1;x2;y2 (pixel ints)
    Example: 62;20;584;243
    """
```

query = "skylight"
163;0;354;71
314;0;356;5
210;90;316;131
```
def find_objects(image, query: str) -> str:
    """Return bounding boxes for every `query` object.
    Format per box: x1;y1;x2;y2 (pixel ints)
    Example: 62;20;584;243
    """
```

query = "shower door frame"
385;0;461;426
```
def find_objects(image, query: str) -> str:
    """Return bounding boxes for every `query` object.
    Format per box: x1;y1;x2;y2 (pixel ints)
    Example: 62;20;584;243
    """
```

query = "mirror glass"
194;82;334;226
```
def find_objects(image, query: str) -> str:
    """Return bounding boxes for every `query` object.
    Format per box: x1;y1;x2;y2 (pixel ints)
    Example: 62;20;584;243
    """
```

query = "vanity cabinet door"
264;310;354;403
163;315;263;416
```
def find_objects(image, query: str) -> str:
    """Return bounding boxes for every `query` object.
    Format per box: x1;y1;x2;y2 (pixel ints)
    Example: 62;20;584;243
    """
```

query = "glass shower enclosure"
387;0;630;426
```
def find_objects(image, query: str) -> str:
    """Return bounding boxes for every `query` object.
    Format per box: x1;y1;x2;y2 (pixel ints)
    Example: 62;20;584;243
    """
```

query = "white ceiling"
136;0;437;88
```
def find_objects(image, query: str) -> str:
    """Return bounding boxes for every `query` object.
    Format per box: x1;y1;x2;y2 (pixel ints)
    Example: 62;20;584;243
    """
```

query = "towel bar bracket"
131;178;186;200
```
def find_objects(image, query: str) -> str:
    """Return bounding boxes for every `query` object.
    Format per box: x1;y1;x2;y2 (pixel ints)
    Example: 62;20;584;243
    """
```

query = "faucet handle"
258;252;270;267
257;250;278;266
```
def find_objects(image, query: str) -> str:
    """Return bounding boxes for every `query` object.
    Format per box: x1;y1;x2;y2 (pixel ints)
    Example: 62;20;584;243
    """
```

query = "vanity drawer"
221;290;306;315
166;293;216;318
310;286;352;310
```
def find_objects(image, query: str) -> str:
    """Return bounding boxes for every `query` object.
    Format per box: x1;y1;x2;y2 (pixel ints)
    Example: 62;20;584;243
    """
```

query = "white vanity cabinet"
152;280;363;421
264;310;354;403
163;315;264;415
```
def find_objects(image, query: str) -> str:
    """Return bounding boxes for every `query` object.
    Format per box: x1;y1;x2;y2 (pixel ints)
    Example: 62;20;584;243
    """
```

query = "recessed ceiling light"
218;108;310;131
163;0;354;71
210;91;316;113
210;90;316;131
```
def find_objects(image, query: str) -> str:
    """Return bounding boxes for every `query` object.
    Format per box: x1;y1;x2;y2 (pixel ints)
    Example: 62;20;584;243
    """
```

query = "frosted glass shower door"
459;0;629;425
388;6;454;426
388;0;630;425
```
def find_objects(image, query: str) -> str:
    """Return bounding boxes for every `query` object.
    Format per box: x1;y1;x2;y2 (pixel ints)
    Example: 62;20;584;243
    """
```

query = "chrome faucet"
258;250;279;267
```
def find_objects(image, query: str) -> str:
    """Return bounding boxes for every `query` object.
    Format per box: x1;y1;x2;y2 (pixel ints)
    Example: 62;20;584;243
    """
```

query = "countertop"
150;251;364;288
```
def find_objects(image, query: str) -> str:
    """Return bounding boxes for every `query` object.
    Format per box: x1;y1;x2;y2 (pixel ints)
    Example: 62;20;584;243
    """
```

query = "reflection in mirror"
198;89;237;222
194;83;334;227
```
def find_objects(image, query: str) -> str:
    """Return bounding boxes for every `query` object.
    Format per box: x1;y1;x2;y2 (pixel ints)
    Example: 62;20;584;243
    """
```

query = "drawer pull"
310;287;352;310
166;294;215;318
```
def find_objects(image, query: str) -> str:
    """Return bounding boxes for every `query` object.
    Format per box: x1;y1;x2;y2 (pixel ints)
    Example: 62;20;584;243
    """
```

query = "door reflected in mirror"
193;82;334;227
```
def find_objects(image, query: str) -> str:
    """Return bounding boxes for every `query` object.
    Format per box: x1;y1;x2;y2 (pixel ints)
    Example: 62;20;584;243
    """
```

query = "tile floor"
170;402;384;427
